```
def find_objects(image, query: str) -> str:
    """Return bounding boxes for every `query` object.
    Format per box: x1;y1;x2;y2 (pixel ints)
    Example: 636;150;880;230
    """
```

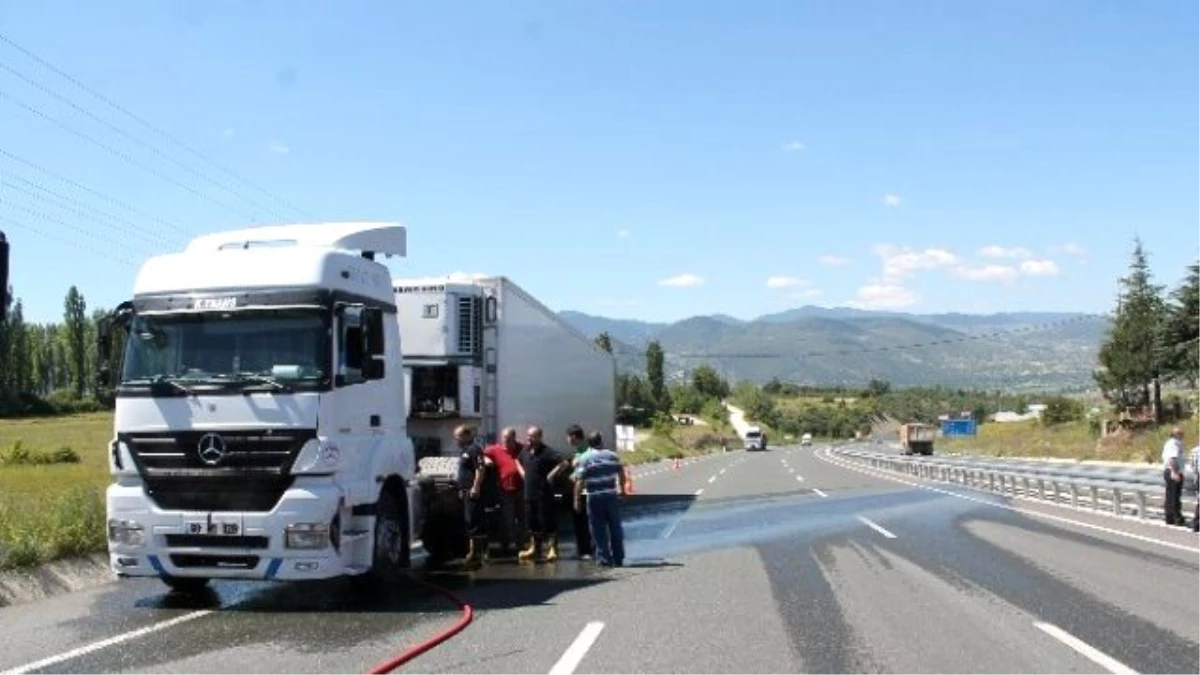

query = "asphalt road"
2;445;1197;674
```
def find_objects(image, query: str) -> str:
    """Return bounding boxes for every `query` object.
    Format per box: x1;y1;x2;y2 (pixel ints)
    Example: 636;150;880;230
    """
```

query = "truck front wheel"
369;487;411;584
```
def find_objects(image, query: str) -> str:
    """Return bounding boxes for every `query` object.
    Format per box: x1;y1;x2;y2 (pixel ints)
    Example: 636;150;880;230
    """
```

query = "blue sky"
1;0;1196;324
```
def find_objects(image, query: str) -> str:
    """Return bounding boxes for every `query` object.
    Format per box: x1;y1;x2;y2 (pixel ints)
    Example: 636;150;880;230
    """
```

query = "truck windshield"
120;309;331;392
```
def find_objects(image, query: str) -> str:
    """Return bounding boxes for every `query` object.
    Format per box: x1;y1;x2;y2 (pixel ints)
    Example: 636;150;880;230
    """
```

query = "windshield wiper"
121;375;196;394
232;372;293;392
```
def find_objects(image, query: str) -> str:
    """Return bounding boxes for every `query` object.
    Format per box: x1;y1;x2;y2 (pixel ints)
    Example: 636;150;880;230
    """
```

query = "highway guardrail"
832;444;1196;522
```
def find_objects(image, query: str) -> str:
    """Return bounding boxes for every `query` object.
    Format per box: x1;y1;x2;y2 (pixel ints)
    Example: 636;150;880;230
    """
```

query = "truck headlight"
285;523;330;549
107;519;146;546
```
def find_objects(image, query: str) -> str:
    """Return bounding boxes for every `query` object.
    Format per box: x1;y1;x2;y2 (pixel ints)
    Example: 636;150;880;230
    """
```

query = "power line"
0;86;261;222
0;147;190;237
0;59;292;221
0;31;313;220
0;202;141;268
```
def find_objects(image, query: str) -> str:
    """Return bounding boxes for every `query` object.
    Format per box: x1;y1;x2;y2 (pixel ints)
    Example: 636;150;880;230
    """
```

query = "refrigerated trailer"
96;222;616;591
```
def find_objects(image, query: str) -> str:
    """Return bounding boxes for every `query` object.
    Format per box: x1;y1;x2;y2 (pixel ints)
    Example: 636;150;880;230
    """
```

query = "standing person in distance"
1161;426;1186;526
573;430;627;567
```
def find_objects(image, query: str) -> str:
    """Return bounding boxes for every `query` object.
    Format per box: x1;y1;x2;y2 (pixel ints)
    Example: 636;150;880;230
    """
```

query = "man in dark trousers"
454;424;492;569
483;426;525;556
574;431;628;567
518;425;569;563
566;425;595;560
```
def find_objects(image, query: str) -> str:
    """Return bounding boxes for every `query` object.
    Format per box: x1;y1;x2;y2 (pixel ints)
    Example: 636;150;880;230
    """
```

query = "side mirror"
362;307;385;380
336;304;367;386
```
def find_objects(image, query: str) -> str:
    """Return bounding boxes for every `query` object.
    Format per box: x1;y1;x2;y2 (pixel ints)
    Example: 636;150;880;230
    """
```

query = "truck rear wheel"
369;487;411;584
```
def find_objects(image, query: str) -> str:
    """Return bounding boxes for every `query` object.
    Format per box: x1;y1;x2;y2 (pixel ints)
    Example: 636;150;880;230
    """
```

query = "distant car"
800;433;813;447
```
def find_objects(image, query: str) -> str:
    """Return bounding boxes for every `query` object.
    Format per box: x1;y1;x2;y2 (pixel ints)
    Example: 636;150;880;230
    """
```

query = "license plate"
184;519;241;536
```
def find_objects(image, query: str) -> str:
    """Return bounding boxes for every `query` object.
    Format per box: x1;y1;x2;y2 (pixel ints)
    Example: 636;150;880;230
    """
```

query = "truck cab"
98;223;421;592
800;433;813;447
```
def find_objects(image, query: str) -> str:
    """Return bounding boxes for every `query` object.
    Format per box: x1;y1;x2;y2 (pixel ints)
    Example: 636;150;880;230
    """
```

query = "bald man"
484;427;526;555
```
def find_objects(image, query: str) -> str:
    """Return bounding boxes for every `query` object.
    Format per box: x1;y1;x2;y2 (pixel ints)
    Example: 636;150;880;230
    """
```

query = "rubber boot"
518;535;540;564
523;533;547;559
464;537;484;570
542;534;559;563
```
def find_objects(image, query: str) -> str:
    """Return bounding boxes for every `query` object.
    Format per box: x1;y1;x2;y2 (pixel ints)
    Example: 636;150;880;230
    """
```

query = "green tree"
1095;239;1166;410
691;363;729;400
1160;262;1199;388
645;340;668;412
63;286;88;398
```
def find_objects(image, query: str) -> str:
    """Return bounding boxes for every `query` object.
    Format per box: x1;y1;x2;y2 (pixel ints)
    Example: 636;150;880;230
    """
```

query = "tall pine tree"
1094;238;1167;411
63;286;88;398
1160;261;1199;388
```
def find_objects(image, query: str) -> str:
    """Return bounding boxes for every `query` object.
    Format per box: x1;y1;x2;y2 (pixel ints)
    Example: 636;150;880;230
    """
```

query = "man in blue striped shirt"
571;426;627;567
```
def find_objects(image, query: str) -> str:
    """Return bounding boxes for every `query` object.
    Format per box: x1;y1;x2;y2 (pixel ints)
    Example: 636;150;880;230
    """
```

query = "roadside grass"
0;413;113;569
623;420;738;466
938;419;1179;464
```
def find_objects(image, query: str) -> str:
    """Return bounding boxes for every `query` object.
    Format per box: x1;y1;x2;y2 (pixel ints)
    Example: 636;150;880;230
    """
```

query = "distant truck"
899;423;936;455
800;433;813;447
744;426;767;451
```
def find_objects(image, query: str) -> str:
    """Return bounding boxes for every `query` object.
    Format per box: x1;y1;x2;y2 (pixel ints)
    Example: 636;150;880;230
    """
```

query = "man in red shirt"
484;426;525;556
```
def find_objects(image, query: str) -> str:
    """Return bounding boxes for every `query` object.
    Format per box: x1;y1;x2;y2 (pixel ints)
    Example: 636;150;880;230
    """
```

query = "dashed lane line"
856;515;898;539
549;622;606;675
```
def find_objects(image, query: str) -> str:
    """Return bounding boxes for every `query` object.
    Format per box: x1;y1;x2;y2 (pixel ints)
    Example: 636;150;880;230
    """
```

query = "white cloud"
269;140;290;154
1019;259;1060;277
953;264;1020;284
782;140;805;152
617;229;631;238
766;275;809;289
847;284;919;309
447;271;490;281
658;273;704;288
978;245;1032;259
818;255;851;267
883;194;901;207
873;244;959;282
1051;243;1087;261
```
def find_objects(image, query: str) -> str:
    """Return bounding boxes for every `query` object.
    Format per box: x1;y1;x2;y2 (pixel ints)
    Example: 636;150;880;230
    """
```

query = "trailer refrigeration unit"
393;275;617;562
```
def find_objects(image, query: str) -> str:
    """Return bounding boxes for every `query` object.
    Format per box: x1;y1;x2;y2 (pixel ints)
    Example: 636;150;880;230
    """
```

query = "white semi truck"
98;222;615;591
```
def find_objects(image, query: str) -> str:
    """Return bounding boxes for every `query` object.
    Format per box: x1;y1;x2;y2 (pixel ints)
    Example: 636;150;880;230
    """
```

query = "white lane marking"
795;475;804;482
694;488;704;496
815;448;1200;554
549;621;606;675
857;515;898;539
813;488;828;498
1;610;213;675
708;475;717;483
720;468;727;475
1033;622;1138;674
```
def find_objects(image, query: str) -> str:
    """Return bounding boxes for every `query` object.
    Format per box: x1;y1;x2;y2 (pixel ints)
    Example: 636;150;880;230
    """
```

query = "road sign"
941;418;977;437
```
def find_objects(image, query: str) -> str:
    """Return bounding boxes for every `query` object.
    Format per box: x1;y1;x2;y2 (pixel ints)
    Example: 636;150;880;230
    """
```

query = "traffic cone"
624;472;635;496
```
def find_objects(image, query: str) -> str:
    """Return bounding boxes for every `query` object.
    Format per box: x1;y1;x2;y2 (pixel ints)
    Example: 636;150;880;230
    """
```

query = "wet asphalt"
1;444;1196;674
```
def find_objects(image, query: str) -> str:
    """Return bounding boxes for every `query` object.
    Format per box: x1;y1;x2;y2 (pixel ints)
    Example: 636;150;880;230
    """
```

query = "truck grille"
120;428;316;512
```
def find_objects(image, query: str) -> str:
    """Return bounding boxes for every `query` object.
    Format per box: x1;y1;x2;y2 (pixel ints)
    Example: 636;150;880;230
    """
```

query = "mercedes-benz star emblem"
197;433;227;466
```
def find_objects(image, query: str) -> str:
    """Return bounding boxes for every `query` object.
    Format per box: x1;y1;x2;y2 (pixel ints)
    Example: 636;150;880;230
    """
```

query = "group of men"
453;422;630;568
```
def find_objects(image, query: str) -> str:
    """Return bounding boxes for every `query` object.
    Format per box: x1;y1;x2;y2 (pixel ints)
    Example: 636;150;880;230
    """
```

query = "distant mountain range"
560;306;1111;392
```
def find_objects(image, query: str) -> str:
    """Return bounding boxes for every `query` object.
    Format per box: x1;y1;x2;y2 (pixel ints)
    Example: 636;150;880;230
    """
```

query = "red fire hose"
363;574;475;674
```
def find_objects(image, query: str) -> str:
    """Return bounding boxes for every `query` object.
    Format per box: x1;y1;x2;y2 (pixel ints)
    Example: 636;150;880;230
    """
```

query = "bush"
0;441;82;466
1041;396;1086;426
0;486;107;570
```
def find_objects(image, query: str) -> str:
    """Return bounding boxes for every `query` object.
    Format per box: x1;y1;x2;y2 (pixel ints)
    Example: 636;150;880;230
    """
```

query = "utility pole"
0;229;8;323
